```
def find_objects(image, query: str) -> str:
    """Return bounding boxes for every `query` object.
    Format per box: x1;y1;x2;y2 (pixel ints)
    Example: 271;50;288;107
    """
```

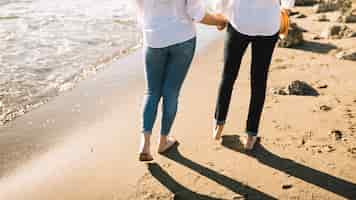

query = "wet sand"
1;10;356;200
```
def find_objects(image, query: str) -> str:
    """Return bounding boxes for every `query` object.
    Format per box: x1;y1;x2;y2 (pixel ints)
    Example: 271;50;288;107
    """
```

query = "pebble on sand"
295;0;316;6
282;184;293;189
313;1;339;13
316;14;330;22
317;84;328;89
278;23;304;48
336;49;356;61
348;147;356;154
271;81;320;96
288;80;320;96
320;105;332;111
329;129;343;140
320;24;356;39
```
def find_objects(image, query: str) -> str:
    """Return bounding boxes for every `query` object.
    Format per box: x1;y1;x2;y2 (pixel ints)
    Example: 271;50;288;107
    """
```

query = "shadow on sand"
148;163;227;200
147;144;277;200
221;135;356;199
293;40;338;54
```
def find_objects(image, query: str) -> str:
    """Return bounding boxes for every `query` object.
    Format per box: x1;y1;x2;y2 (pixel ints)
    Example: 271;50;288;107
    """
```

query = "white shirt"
218;0;295;36
135;0;205;48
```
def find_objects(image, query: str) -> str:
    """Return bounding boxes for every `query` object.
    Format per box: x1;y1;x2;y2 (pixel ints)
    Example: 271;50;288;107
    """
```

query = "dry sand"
1;4;356;200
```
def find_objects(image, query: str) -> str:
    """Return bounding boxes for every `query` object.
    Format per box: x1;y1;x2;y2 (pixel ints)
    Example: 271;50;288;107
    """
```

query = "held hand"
217;22;227;31
215;13;228;31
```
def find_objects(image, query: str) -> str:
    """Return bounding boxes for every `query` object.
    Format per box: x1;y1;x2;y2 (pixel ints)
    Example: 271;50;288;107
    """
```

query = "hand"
215;13;228;31
281;8;291;15
217;23;227;31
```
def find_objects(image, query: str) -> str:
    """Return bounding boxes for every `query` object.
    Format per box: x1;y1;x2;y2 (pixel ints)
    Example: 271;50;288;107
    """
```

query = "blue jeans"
142;37;196;135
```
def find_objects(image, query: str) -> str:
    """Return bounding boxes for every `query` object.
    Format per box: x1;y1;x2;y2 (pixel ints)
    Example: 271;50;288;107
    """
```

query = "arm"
186;0;228;30
200;13;228;30
280;0;295;13
134;0;143;25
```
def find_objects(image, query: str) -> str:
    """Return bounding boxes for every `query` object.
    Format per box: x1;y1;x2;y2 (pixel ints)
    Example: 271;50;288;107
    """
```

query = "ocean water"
0;0;141;125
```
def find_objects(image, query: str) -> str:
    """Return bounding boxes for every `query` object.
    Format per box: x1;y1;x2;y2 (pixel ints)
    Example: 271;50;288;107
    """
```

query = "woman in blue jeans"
136;0;227;161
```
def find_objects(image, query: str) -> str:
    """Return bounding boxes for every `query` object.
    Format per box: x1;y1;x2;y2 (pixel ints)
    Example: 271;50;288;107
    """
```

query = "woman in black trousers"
213;0;294;150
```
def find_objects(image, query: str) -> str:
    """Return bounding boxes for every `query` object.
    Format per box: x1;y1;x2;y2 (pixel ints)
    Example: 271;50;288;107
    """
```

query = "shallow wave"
0;0;142;125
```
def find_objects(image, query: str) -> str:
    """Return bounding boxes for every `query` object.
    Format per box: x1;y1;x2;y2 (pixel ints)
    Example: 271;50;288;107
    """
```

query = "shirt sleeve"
281;0;295;9
186;0;206;22
134;0;143;25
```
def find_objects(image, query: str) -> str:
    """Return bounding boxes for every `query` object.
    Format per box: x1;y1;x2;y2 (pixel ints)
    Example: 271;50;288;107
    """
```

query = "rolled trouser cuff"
246;131;258;137
214;119;226;126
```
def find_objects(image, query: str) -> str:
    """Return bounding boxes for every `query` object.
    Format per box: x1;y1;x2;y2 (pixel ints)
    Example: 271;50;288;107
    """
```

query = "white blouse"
217;0;295;36
135;0;205;48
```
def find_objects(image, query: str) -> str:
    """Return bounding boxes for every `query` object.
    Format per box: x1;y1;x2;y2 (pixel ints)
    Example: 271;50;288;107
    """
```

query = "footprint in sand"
272;65;288;71
298;130;313;147
273;58;284;63
343;105;356;133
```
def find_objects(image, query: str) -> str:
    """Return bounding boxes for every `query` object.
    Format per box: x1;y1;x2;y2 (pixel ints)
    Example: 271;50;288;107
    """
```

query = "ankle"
159;135;168;143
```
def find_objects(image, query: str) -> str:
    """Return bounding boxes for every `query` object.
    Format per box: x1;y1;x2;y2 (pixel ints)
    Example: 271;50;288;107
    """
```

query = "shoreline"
0;25;224;183
0;24;222;127
0;0;140;127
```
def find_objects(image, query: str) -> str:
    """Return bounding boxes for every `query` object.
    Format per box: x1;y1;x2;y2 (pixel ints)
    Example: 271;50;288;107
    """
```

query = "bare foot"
139;134;153;162
139;153;153;162
213;124;224;140
158;136;177;154
243;136;258;151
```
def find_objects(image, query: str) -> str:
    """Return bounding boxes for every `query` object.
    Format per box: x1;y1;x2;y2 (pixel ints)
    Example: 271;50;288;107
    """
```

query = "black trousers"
214;24;279;135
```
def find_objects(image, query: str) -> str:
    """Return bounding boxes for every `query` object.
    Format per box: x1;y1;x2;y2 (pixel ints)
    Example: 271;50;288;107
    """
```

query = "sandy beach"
1;3;356;199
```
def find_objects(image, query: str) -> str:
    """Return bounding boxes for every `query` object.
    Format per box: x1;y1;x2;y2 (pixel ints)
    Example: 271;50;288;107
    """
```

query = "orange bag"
279;9;290;39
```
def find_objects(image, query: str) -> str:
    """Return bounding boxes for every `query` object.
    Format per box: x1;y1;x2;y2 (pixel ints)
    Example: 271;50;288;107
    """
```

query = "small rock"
338;8;356;23
335;49;356;61
289;11;300;16
271;87;288;95
320;24;356;39
278;23;304;48
295;0;316;6
301;138;306;145
337;14;356;23
312;35;322;40
329;129;343;140
327;145;336;152
317;14;330;21
288;80;319;96
313;1;339;13
295;13;307;19
317;84;328;89
282;184;293;189
339;0;353;16
348;147;356;154
320;105;332;111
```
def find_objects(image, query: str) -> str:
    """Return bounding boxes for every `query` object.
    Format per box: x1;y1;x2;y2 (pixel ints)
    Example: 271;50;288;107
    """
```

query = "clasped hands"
215;13;228;31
